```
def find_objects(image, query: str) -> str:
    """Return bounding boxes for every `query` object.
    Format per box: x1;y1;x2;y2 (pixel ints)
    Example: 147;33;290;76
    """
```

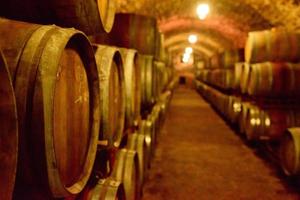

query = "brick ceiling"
116;0;300;59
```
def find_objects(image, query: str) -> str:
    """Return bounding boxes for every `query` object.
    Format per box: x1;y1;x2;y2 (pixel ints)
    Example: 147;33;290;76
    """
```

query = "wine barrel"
149;104;162;141
139;120;154;170
167;77;176;92
166;76;178;91
227;96;242;124
111;149;140;200
240;63;250;94
0;50;18;200
244;104;262;141
155;32;167;62
221;93;229;116
233;62;244;92
139;54;155;116
247;62;300;97
0;18;100;197
127;133;147;189
210;53;221;68
223;69;234;90
166;66;174;85
108;13;158;55
245;107;300;141
158;90;172;123
258;109;297;140
238;102;251;134
196;69;208;83
210;69;234;90
120;48;141;131
79;178;126;200
220;48;244;69
220;93;230;119
204;69;210;83
280;128;300;176
93;45;125;148
245;28;300;63
154;61;169;99
0;0;116;34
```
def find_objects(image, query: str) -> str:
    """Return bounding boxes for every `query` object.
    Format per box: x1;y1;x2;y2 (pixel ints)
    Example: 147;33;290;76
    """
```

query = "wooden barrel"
210;53;221;68
258;109;296;140
223;69;234;90
220;93;229;116
233;62;244;92
111;149;140;200
166;76;179;91
154;61;169;99
280;128;300;176
210;69;234;90
127;133;147;189
155;32;167;62
245;29;300;63
247;62;300;97
220;48;244;69
195;69;204;82
93;45;125;148
0;50;18;200
238;102;251;134
149;105;162;140
158;90;172;123
244;107;300;141
88;148;113;182
244;104;262;141
108;13;158;55
203;69;210;83
120;48;141;132
165;66;174;85
220;93;230;119
139;54;155;117
79;178;126;200
240;63;250;94
0;18;100;197
139;120;153;170
227;96;242;123
0;0;116;34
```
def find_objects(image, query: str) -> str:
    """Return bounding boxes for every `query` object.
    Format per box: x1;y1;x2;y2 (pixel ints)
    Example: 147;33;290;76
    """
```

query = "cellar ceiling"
116;0;300;59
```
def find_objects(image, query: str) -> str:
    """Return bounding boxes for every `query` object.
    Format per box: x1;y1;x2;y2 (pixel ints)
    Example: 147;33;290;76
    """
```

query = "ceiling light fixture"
185;47;193;54
188;34;198;44
197;3;210;20
182;53;190;63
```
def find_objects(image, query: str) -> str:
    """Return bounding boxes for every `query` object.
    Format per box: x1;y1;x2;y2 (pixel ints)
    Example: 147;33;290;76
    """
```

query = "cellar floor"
142;85;300;200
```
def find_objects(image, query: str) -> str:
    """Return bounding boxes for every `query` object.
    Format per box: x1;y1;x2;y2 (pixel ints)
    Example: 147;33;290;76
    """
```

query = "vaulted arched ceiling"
115;0;300;66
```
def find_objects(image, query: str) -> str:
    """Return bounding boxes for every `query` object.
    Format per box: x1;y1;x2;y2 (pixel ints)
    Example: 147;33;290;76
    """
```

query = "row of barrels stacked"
195;28;300;179
0;1;177;199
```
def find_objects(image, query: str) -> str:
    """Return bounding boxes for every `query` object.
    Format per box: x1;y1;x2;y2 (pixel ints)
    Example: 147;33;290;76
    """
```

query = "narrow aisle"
142;86;299;200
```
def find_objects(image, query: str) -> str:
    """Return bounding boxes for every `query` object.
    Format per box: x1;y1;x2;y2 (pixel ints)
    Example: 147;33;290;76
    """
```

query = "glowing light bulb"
197;3;210;20
182;53;190;63
188;34;198;44
185;47;193;54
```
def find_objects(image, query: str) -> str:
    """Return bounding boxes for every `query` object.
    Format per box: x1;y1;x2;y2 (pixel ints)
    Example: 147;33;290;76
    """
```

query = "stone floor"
142;85;300;200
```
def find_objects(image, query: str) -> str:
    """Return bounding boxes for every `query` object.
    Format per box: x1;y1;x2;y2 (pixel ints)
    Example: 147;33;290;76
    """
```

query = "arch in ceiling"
170;49;208;60
164;31;228;51
116;0;272;29
168;43;215;57
167;40;218;55
160;16;246;48
116;0;274;48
